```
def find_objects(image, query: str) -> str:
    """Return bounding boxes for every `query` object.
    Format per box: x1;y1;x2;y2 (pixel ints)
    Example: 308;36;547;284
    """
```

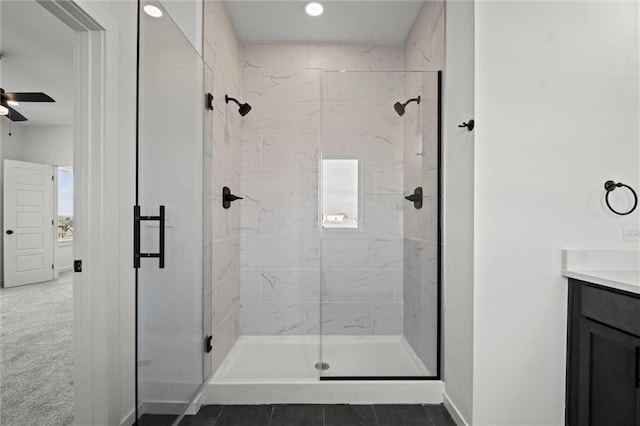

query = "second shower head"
394;96;421;117
225;95;252;117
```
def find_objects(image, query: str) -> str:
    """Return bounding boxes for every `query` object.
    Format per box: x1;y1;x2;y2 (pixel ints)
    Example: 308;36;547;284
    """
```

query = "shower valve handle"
222;186;243;209
404;187;423;209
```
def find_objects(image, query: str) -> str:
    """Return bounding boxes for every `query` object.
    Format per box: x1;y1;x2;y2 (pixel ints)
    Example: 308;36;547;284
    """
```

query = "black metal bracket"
604;180;638;216
74;260;82;273
206;93;214;111
458;119;474;131
222;186;243;209
134;205;165;268
205;335;213;353
404;187;423;209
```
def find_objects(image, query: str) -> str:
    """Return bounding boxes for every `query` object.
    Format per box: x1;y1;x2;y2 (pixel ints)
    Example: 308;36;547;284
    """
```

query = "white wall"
443;0;475;424
473;1;639;424
22;125;73;166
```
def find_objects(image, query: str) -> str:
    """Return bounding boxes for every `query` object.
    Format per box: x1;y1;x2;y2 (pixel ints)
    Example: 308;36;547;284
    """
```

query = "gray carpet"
0;273;74;426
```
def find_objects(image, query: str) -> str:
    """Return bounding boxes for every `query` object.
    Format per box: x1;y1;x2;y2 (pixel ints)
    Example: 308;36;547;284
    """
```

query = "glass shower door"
136;1;209;422
319;70;441;379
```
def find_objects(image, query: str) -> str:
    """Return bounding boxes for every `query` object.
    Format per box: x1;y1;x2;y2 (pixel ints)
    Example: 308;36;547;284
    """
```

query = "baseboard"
120;402;143;426
59;265;73;273
443;391;469;426
186;392;203;415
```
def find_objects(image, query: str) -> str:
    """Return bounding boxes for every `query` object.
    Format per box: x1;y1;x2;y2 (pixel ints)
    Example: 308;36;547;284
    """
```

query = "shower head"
225;95;252;117
393;96;421;117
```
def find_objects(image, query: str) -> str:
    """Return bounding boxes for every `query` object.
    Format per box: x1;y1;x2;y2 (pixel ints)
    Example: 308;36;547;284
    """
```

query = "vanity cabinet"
566;279;640;426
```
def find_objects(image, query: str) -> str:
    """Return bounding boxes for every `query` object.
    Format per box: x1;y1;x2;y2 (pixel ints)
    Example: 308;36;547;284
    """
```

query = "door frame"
35;1;126;424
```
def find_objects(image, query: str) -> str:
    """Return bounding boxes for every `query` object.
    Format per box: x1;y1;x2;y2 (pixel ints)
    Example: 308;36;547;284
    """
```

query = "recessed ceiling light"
7;100;19;107
305;2;324;16
143;5;163;18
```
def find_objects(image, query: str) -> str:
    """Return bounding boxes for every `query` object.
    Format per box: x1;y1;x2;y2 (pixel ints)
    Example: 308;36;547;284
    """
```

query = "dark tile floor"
141;404;456;426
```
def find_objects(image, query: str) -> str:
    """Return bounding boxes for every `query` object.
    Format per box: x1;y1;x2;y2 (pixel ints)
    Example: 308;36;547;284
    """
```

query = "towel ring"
604;180;638;216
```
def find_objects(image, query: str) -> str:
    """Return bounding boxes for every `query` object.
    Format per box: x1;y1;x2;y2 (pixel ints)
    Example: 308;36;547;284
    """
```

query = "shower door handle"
133;205;165;269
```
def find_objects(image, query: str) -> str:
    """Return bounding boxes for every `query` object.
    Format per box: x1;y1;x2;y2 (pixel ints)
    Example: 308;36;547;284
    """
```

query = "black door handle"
6;230;13;235
404;187;423;209
133;205;165;269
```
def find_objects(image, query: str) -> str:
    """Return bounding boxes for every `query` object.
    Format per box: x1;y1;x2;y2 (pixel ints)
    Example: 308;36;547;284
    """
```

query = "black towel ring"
604;180;638;216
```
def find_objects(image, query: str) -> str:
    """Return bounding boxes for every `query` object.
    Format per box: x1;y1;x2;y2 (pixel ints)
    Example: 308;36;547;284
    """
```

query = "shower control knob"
222;186;243;209
404;187;423;209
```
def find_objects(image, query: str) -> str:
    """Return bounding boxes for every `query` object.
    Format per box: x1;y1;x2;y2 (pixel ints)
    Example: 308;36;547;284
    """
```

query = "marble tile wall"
203;0;243;374
239;43;407;336
402;0;444;374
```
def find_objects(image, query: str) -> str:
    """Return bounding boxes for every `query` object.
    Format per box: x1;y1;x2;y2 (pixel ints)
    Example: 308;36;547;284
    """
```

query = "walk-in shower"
135;0;444;420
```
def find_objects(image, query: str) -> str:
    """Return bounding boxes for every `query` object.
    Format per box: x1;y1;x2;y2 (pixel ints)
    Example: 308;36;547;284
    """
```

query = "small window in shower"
322;159;358;229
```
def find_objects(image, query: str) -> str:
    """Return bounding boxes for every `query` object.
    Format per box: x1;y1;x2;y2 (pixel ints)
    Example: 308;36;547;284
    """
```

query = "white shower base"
203;336;443;405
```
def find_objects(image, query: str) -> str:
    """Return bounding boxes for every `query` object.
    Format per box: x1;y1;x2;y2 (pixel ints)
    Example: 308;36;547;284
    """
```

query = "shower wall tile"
241;102;320;135
240;302;306;335
241;168;318;202
322;102;373;136
240;270;261;302
372;237;404;269
306;303;372;335
260;269;323;302
243;43;309;69
322;135;396;160
307;44;373;70
321;237;372;269
241;235;307;269
243;69;263;101
212;272;240;328
322;71;396;103
404;0;444;72
262;69;321;102
240;199;261;235
262;135;319;169
211;312;233;373
372;303;403;334
260;201;318;234
326;270;394;302
213;237;241;285
373;45;405;70
240;135;263;168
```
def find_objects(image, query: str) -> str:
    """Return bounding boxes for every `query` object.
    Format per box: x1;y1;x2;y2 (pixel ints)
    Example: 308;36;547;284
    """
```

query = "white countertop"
562;249;640;295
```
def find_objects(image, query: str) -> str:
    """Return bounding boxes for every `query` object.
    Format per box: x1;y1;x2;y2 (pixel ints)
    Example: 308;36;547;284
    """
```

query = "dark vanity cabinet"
566;279;640;426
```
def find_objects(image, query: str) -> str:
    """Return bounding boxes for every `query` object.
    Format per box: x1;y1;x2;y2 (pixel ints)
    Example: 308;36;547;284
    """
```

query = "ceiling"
1;0;74;127
223;1;425;45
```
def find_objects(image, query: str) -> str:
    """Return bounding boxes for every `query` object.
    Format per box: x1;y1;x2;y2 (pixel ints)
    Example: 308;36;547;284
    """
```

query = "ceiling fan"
0;88;55;122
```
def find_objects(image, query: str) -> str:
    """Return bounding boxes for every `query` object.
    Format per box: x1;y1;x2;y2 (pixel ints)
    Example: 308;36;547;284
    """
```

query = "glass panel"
322;159;359;229
136;1;208;422
319;71;440;378
57;168;73;240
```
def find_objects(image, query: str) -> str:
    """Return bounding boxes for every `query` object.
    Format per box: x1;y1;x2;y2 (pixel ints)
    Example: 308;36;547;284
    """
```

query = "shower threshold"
204;336;443;405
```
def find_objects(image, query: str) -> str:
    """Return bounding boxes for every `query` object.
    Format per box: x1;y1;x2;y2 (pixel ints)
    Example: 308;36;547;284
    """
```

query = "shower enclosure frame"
318;70;443;382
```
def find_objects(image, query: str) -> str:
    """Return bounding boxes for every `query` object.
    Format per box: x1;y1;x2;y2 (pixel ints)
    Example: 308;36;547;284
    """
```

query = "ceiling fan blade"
3;92;55;103
6;106;28;122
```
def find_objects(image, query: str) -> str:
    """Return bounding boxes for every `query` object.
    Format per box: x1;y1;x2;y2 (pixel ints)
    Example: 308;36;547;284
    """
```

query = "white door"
3;160;55;287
